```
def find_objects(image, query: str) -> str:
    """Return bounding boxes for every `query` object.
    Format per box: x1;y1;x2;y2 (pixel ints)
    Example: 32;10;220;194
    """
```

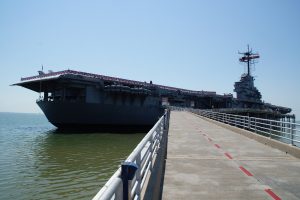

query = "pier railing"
189;109;300;147
92;110;170;200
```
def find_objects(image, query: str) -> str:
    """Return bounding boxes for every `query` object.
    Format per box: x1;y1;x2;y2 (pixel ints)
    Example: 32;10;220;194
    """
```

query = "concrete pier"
162;111;300;200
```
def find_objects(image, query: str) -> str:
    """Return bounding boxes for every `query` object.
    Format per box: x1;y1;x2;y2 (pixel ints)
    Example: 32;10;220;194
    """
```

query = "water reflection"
0;118;144;200
30;129;144;200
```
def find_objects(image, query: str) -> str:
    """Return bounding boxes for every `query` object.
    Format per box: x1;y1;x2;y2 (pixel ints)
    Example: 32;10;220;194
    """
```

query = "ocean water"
0;112;144;200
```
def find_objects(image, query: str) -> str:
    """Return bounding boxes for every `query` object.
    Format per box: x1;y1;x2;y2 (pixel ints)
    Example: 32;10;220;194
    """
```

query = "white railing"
92;110;169;200
190;109;300;147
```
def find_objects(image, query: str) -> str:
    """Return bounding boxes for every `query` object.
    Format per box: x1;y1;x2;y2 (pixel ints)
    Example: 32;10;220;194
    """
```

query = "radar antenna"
238;45;260;76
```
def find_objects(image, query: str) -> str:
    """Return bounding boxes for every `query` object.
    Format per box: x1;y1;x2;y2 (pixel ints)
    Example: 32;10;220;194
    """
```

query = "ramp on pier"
162;111;300;200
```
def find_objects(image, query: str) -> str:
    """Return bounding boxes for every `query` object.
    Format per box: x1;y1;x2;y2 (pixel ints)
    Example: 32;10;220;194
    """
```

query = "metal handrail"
92;110;169;200
189;109;300;147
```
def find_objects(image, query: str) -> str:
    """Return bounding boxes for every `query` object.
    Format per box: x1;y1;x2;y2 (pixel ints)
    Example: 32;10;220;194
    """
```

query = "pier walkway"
162;111;300;200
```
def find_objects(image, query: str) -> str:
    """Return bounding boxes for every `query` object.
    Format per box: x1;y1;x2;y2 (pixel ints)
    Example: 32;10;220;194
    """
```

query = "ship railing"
92;110;170;200
188;109;300;147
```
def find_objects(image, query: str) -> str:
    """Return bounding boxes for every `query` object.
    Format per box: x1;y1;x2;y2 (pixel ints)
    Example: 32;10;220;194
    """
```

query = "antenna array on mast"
238;45;260;76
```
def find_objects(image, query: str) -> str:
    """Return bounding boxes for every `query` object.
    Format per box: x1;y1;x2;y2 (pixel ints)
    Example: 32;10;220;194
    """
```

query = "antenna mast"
238;45;260;76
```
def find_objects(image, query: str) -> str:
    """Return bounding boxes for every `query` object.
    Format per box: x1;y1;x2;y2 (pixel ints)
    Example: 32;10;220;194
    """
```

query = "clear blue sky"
1;0;299;118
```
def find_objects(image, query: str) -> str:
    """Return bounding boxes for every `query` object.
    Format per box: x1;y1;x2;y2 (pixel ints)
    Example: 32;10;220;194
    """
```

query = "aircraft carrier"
13;47;293;131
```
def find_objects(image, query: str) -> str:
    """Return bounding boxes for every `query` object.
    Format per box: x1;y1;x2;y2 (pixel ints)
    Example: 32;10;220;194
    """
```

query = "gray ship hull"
37;101;163;131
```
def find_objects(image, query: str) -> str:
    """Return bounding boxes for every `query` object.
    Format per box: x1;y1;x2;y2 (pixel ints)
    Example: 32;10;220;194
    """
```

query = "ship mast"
238;45;260;76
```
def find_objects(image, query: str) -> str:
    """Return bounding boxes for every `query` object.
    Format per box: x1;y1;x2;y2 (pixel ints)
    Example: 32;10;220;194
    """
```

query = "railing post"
291;118;295;146
164;111;169;159
150;130;155;173
121;162;138;200
136;153;142;199
248;116;250;130
288;118;291;142
163;113;167;131
269;120;272;139
234;115;237;127
254;118;257;133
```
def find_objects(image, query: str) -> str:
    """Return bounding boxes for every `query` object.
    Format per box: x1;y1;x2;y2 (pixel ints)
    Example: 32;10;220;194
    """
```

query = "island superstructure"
13;47;293;130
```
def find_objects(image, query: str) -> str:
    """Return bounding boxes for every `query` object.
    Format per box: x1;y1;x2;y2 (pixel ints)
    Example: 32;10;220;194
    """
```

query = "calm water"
0;112;144;200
